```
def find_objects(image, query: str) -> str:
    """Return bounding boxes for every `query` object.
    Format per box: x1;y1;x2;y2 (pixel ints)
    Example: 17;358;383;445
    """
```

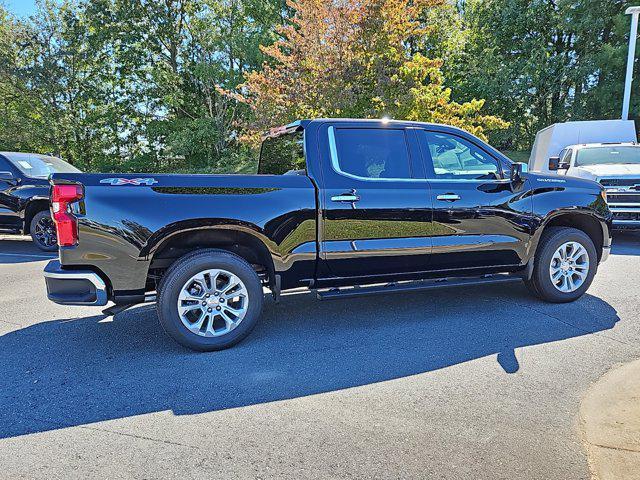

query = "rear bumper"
44;260;108;306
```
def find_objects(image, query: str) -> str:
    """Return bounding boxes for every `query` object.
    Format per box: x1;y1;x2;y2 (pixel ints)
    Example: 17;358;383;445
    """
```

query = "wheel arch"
23;198;50;234
146;225;276;291
536;211;606;261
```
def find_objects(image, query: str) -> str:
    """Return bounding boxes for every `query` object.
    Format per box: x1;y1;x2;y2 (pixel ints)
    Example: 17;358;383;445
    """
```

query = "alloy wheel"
549;241;590;293
33;217;57;248
177;269;249;337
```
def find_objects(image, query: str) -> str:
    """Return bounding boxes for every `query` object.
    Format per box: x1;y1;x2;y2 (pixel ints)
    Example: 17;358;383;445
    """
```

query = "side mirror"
510;162;527;183
0;171;17;184
549;156;560;171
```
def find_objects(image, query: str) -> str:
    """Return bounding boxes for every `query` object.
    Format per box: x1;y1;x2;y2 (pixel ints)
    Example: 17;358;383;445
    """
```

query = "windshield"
575;146;640;167
258;130;305;175
4;152;81;177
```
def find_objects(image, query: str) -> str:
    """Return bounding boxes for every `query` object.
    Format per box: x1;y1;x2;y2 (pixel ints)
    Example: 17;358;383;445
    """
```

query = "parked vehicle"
547;143;640;229
0;152;81;251
529;120;637;173
528;120;640;230
43;119;612;351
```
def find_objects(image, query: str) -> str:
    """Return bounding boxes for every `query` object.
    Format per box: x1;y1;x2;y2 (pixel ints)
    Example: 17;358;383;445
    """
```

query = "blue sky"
4;0;37;17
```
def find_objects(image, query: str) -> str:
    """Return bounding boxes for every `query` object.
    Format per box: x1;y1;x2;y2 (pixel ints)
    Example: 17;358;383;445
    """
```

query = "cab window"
420;131;502;180
331;127;412;179
258;130;306;175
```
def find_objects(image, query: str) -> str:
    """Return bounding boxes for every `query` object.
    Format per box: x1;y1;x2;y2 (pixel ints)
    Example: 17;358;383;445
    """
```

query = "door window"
420;131;502;180
331;127;412;179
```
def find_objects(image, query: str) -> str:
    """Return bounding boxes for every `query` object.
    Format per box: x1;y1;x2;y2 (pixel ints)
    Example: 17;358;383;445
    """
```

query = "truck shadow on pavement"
0;283;620;439
0;238;56;264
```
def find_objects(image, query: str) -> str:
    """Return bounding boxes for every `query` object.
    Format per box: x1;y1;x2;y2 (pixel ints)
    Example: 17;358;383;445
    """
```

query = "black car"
43;119;612;351
0;152;81;251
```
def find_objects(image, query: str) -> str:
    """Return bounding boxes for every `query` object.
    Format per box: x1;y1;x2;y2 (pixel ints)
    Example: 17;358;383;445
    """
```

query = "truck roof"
271;118;473;135
299;118;452;128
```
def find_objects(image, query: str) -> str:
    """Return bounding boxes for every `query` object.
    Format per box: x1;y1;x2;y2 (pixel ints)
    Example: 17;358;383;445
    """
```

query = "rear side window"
331;128;412;179
258;131;306;175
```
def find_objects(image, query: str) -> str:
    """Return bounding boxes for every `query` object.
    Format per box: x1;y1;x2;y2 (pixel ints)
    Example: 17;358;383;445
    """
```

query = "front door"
318;122;435;281
416;129;532;271
0;156;20;230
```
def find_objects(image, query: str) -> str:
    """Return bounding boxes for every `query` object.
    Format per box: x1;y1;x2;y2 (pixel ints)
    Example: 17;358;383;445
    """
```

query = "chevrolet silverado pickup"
43;119;612;351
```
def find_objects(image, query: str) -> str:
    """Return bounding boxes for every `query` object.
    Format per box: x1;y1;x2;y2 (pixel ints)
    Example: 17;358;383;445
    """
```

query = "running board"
315;274;521;301
102;294;157;316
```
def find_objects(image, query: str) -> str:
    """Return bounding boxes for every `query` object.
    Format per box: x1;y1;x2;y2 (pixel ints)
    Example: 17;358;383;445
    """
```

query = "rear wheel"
524;227;598;303
157;249;264;351
30;210;57;252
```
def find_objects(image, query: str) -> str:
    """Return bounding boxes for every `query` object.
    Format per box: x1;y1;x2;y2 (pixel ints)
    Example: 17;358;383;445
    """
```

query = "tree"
451;0;633;150
242;0;507;141
0;0;285;173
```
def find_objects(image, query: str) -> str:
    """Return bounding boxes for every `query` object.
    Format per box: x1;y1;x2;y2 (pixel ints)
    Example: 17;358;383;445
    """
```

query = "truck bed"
50;172;318;301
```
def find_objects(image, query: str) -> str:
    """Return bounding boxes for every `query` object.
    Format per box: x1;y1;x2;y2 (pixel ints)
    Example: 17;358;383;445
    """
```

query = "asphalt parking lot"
1;234;639;479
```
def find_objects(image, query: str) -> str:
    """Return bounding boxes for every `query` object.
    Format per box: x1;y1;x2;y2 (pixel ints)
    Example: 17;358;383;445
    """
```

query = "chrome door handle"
331;194;360;203
436;193;461;201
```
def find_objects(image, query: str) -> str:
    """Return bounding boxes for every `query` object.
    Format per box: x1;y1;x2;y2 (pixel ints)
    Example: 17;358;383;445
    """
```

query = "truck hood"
573;164;640;179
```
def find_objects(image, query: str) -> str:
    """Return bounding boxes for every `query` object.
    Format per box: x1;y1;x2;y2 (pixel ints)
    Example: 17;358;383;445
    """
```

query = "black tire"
157;249;264;351
524;227;598;303
30;210;57;252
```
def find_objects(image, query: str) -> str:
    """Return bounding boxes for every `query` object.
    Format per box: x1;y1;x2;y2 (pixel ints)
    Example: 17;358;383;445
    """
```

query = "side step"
102;293;157;316
315;274;521;301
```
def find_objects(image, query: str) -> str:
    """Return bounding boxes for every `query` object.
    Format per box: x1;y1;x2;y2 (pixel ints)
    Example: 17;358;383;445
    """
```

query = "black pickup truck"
43;119;612;351
1;152;81;251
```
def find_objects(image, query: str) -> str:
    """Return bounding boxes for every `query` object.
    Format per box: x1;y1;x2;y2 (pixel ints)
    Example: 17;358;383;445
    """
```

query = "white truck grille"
603;187;640;226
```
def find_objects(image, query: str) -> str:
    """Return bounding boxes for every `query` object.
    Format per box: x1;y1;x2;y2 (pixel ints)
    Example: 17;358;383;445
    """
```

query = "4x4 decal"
99;178;158;186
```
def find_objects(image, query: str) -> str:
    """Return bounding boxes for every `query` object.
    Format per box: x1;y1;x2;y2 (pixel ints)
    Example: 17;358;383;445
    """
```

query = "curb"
580;358;640;480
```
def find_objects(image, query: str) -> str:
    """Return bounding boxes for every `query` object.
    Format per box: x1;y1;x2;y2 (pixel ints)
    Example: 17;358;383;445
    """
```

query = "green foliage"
448;0;634;150
0;0;636;169
243;0;507;141
0;0;282;172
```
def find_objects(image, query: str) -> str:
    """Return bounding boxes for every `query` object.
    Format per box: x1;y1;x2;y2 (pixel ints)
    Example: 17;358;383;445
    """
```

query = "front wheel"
157;249;264;351
30;210;57;252
524;227;598;303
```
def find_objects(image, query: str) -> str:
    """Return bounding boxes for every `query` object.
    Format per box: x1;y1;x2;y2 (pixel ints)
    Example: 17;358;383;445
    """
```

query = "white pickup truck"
529;120;640;230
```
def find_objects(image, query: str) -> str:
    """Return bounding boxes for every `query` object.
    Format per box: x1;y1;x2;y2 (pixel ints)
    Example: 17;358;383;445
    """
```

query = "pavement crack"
589;442;640;454
4;412;200;450
77;424;201;450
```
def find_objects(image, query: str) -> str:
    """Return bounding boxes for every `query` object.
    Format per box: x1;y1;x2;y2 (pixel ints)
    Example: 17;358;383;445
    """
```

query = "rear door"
417;128;532;271
317;121;434;280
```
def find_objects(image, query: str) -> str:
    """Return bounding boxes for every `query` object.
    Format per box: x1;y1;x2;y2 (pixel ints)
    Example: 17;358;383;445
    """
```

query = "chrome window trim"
418;129;507;182
327;125;510;184
327;126;428;183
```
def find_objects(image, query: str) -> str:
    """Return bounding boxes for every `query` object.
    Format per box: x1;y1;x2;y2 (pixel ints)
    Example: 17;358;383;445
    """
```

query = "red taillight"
51;184;83;247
